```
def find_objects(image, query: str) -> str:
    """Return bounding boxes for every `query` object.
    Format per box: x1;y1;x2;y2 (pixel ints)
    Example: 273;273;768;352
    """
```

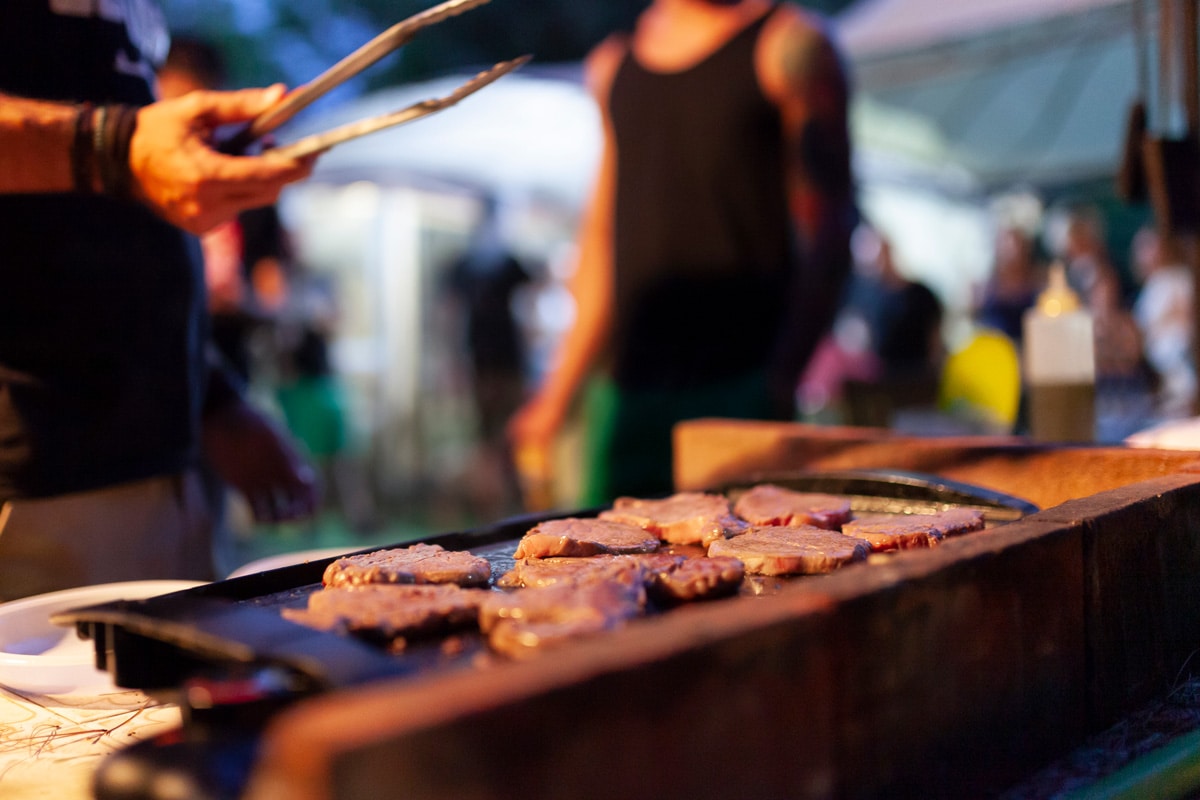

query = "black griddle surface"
56;469;1038;695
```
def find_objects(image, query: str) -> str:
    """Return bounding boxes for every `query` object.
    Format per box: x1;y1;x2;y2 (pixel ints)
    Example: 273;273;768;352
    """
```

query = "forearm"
530;219;613;426
0;94;78;193
522;144;616;434
771;185;856;396
535;274;611;424
774;22;857;384
1;87;314;235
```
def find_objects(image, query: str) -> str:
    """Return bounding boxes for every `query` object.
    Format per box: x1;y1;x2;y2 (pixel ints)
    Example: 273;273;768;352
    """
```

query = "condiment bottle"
1021;262;1096;442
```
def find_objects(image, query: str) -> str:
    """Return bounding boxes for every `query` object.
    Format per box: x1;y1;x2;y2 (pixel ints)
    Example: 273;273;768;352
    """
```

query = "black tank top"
608;5;793;390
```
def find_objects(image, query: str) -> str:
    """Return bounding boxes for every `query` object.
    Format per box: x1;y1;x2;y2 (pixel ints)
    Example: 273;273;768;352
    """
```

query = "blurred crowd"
161;19;1197;535
796;197;1193;440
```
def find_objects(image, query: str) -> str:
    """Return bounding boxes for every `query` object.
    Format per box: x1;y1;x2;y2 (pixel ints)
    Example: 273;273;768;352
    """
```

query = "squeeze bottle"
1022;262;1096;442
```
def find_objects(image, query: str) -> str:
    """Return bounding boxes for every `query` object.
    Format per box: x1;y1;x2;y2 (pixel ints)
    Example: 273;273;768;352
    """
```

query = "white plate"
0;580;205;695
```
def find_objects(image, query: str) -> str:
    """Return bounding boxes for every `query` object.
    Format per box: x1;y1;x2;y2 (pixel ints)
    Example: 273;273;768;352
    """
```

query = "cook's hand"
201;399;320;524
506;394;564;462
506;397;563;511
130;85;316;235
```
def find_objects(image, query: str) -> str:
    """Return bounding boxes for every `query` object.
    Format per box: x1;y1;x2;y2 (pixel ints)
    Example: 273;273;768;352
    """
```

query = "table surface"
2;665;1198;799
0;684;179;799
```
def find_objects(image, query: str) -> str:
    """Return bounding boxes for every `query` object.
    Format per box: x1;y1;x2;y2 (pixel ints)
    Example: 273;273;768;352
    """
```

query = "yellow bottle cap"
1037;261;1081;316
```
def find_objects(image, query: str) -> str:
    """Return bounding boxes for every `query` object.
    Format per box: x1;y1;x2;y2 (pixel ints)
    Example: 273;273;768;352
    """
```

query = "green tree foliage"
166;0;648;91
164;0;854;93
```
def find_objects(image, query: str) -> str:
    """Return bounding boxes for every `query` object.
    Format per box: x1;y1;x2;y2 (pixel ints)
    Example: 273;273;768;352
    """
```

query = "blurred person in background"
272;265;378;534
832;224;943;427
977;225;1043;347
1049;204;1144;383
443;194;534;520
0;2;318;599
1131;225;1196;420
1047;203;1149;439
1057;204;1122;312
508;0;856;506
841;225;943;381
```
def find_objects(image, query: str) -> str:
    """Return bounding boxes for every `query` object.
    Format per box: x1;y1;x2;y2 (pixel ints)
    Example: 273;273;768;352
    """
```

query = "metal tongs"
222;0;529;158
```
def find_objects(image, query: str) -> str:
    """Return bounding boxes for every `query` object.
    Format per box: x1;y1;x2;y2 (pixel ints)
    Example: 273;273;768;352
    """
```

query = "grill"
56;422;1200;799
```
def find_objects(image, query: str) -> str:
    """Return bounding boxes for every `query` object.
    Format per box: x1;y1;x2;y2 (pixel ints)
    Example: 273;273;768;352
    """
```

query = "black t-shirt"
0;1;207;500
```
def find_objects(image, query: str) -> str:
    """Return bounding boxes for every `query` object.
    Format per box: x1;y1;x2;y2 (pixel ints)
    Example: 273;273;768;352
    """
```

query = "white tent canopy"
836;0;1140;189
283;4;1146;200
278;68;601;209
837;0;1130;58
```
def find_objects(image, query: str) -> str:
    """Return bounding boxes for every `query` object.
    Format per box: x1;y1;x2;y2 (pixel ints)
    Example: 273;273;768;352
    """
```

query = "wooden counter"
244;423;1200;800
673;418;1200;508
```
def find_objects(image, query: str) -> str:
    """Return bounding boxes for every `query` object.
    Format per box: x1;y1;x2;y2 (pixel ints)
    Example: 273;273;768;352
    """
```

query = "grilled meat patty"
282;583;487;639
480;579;647;660
644;554;745;605
497;552;745;605
496;554;651;589
512;518;661;559
599;492;747;546
323;543;492;588
733;484;853;530
708;525;871;575
842;508;985;552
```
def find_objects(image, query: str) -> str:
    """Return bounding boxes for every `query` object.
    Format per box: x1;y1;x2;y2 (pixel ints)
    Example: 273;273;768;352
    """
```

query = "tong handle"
218;121;262;156
217;0;493;155
269;55;530;160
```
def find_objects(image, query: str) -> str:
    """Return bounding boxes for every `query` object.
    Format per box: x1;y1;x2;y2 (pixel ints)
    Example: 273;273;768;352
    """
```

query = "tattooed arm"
757;6;858;413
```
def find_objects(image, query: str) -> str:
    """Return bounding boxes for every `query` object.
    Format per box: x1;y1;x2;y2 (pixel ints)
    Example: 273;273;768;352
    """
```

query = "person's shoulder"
763;3;836;51
584;33;630;103
758;2;848;97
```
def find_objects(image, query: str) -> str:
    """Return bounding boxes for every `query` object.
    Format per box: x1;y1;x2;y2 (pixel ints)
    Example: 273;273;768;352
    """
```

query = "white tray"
0;580;205;695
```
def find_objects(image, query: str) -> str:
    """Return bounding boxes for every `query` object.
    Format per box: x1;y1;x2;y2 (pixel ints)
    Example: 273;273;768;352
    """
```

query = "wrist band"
93;104;139;200
70;103;95;193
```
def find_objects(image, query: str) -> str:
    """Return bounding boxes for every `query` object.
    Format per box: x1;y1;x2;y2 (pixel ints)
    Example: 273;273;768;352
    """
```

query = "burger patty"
323;543;492;588
599;492;747;547
733;484;853;530
708;526;871;575
842;508;985;552
480;580;647;659
282;583;487;639
496;554;651;589
839;517;942;551
497;552;745;605
928;507;986;537
643;554;746;605
512;518;662;559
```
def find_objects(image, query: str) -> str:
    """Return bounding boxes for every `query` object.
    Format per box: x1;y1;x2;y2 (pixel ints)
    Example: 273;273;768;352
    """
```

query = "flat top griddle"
54;469;1036;699
51;469;1039;800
